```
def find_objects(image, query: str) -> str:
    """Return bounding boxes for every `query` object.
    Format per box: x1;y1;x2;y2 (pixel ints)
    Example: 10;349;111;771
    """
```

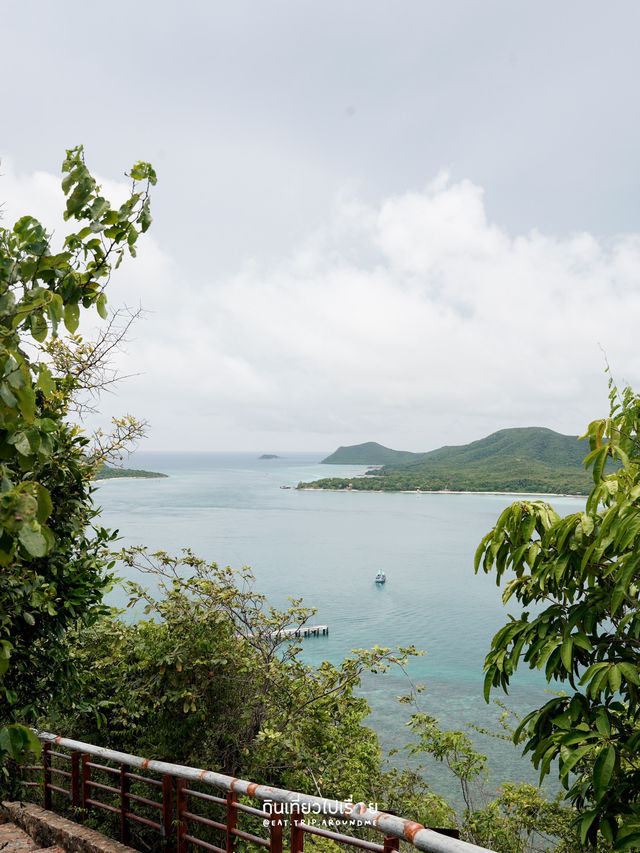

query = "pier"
274;624;329;638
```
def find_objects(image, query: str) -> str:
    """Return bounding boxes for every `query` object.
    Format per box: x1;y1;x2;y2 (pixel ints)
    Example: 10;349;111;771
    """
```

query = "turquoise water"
96;452;584;806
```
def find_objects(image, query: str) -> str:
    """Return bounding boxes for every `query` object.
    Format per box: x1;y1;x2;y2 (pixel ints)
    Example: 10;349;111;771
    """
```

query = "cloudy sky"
2;1;640;452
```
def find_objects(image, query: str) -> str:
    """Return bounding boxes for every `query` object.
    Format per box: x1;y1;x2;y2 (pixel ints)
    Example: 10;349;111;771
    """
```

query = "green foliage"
94;466;167;480
322;442;419;465
406;711;587;851
475;379;640;849
464;783;581;853
49;553;467;850
302;427;595;494
58;549;421;803
407;714;488;811
369;765;457;831
0;146;154;766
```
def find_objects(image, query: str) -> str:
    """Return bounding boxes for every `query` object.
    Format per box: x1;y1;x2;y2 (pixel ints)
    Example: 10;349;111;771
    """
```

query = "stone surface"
1;803;136;853
0;819;39;851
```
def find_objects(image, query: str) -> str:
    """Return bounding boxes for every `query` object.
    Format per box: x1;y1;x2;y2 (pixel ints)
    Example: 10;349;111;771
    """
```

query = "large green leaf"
0;724;40;761
18;522;48;557
64;302;80;333
593;745;616;801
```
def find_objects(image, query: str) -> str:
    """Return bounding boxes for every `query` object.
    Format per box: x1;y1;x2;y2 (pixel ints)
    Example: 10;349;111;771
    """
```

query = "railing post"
70;751;80;813
383;837;400;853
225;791;237;853
269;810;283;853
291;807;304;853
120;763;130;846
81;753;91;821
176;777;187;853
162;774;174;852
43;741;51;810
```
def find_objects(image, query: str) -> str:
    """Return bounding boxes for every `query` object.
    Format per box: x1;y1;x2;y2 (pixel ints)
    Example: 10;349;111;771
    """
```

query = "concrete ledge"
2;803;136;853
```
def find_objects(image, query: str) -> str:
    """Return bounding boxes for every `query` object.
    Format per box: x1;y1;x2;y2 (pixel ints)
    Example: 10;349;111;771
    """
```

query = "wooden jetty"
272;624;329;639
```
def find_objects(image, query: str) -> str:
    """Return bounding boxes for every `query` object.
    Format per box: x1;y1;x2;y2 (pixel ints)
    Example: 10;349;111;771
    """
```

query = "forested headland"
95;466;167;480
300;427;595;494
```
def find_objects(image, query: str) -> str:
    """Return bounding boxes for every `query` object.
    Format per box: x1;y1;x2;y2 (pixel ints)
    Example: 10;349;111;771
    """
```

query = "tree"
0;147;155;769
475;378;640;850
60;549;421;795
401;701;582;851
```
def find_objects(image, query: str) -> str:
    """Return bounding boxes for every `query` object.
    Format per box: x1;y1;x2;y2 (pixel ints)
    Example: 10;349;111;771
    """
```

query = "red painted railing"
18;732;495;853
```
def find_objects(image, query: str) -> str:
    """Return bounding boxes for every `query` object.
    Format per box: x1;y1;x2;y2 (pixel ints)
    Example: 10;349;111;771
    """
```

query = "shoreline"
96;475;167;483
97;477;149;483
297;487;587;498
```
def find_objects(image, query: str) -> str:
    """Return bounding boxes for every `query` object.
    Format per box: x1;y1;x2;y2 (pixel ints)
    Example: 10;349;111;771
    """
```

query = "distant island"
299;427;598;495
259;454;281;459
95;466;168;480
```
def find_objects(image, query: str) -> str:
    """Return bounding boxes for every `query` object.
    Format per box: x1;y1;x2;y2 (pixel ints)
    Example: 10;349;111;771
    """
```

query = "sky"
2;1;640;452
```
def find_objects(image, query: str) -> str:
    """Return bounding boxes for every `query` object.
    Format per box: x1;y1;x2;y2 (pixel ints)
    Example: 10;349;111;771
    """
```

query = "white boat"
375;571;386;584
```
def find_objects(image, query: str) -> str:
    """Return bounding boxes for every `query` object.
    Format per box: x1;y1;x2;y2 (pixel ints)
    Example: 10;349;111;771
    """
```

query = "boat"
375;571;386;584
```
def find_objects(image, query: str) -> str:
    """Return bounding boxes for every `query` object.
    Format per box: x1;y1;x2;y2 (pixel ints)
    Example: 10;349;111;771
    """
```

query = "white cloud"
3;162;640;452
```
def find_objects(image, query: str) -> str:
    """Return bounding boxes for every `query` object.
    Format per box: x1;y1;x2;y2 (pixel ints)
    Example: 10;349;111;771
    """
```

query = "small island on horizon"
298;427;599;495
259;453;282;459
95;466;168;481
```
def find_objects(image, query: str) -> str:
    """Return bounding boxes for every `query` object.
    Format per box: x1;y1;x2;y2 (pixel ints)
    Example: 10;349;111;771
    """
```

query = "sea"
95;451;585;808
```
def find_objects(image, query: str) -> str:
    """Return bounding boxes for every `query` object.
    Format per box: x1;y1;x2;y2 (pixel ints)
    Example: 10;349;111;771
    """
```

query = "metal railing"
18;731;496;853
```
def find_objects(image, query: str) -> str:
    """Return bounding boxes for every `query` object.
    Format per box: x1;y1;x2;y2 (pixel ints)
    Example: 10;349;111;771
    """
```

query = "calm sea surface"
96;452;584;806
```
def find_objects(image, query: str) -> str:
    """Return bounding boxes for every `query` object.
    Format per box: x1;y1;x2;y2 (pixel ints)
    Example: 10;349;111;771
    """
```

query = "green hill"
396;426;586;470
302;427;595;494
322;441;419;465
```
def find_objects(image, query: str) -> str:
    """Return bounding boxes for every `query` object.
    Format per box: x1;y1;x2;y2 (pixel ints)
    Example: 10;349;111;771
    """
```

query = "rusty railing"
18;731;496;853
